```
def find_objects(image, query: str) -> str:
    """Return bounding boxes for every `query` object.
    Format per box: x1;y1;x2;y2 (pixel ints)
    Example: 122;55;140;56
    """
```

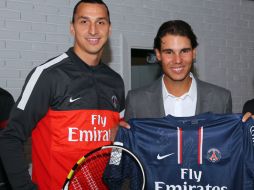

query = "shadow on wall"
191;59;199;78
101;40;112;65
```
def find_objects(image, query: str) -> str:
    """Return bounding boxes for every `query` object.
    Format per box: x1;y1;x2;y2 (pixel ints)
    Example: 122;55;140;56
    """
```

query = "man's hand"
110;120;131;141
119;120;130;129
242;112;254;122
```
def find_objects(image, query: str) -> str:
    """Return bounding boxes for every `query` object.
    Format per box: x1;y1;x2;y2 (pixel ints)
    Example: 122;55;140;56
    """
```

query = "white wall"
0;0;254;113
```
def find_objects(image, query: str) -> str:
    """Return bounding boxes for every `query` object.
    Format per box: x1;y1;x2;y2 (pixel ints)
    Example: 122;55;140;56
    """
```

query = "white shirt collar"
162;73;197;100
162;73;198;117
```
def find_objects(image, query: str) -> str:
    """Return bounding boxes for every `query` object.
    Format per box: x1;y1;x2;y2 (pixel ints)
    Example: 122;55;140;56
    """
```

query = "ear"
192;48;197;60
155;48;162;61
109;24;112;36
70;22;75;37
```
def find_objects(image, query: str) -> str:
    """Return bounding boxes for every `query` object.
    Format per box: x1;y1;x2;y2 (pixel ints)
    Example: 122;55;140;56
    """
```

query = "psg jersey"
104;113;254;190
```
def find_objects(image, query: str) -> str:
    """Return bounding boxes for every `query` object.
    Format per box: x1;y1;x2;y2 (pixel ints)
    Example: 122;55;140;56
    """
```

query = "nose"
174;53;182;64
88;23;97;35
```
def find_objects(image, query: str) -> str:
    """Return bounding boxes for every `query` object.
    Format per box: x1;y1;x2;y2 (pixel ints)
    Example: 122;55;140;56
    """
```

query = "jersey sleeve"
243;118;254;189
0;67;54;189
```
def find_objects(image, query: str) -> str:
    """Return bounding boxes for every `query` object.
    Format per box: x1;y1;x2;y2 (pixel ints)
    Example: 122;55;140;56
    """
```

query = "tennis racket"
62;144;146;190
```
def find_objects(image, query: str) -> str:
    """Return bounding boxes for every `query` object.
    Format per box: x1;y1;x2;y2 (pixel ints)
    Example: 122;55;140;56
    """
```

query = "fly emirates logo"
155;168;228;190
68;114;112;142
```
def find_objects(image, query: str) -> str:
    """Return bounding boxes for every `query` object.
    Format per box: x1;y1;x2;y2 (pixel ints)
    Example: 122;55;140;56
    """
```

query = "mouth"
87;38;100;45
171;66;184;73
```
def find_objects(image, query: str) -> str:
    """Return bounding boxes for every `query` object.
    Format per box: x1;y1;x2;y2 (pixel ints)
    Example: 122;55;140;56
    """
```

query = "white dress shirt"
162;73;197;117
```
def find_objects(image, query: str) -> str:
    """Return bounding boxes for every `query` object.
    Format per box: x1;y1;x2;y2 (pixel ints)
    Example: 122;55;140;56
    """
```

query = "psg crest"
111;95;119;109
207;148;221;163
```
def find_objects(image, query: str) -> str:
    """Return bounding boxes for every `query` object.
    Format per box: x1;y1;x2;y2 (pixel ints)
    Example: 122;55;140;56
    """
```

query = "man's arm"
0;131;36;190
0;69;52;189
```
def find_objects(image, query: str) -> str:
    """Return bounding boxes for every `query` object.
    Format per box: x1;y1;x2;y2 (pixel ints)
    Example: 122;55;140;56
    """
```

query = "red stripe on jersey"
177;127;183;164
198;127;203;165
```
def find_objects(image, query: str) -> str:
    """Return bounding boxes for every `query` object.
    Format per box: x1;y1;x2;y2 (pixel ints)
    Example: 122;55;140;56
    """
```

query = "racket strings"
68;150;110;190
65;146;145;190
71;176;82;190
81;165;98;190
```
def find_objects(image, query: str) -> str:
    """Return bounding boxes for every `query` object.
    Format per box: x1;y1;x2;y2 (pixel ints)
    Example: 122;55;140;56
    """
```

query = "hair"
71;0;111;24
153;20;198;50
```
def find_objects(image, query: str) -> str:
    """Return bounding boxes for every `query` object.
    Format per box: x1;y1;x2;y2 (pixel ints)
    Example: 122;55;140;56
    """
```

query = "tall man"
124;20;251;121
0;0;125;189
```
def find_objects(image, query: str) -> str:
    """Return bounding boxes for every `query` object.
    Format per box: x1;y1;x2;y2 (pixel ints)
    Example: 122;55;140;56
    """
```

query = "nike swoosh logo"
69;97;81;103
157;153;175;160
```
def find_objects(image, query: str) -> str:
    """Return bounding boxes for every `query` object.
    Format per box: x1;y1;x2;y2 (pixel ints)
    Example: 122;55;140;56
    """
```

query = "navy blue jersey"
104;113;254;190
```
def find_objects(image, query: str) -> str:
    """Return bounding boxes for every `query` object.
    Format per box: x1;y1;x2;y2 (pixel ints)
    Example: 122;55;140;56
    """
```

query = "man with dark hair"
0;87;14;190
0;0;125;189
125;20;233;120
243;99;254;114
153;20;198;51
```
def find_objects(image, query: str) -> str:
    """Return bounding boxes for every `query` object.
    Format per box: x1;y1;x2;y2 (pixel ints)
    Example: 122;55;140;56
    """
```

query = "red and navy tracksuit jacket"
105;113;254;190
0;48;125;190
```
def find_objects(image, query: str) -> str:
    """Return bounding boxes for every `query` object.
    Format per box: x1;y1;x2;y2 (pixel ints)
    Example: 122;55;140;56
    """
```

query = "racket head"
62;145;145;190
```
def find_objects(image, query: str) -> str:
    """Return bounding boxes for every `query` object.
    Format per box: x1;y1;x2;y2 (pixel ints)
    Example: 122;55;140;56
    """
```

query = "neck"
163;75;192;97
73;46;102;66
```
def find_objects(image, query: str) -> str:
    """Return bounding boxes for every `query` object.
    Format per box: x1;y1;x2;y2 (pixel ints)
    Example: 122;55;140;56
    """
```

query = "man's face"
70;3;111;58
155;34;196;83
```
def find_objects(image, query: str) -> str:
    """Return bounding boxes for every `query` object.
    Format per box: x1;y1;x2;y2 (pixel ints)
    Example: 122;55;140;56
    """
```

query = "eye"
165;50;173;55
97;20;108;25
181;48;191;54
80;19;88;24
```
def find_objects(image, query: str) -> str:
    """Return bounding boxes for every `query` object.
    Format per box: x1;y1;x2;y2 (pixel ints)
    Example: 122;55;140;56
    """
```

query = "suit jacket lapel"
195;78;210;115
147;77;165;117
